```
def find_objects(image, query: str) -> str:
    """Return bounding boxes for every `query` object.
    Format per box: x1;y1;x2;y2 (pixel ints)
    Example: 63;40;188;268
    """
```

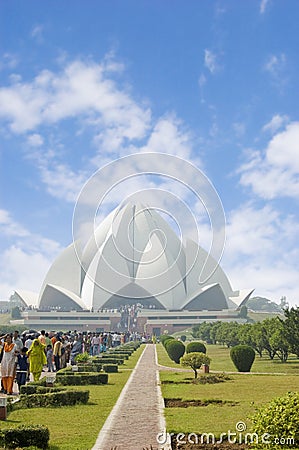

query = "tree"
11;306;21;319
281;307;299;357
209;322;222;344
250;322;268;357
239;305;248;319
260;319;277;359
191;322;212;342
180;352;211;378
269;321;289;362
215;322;240;347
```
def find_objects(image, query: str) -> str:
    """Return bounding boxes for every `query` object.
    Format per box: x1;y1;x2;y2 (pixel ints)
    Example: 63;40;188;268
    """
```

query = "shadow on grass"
2;419;22;424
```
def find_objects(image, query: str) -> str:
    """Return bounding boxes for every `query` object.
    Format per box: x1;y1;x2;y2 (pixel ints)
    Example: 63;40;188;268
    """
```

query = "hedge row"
103;364;118;373
56;372;108;385
94;357;124;365
17;390;90;408
77;363;102;372
0;425;50;449
20;385;63;395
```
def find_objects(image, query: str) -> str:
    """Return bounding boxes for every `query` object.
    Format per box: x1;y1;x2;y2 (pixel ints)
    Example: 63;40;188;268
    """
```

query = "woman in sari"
27;339;46;381
1;334;17;395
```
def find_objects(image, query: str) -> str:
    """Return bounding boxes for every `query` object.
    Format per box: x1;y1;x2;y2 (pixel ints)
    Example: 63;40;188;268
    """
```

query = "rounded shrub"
166;340;185;363
160;335;174;347
251;391;299;449
186;341;206;354
230;344;255;372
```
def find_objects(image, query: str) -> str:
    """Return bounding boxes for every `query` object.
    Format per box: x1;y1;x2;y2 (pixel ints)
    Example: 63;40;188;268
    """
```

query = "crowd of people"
0;329;147;395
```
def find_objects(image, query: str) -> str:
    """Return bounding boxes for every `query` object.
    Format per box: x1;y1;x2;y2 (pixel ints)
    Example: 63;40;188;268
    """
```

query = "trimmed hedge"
17;390;89;408
56;372;108;385
160;335;174;347
96;357;124;365
106;351;132;359
0;425;49;449
20;385;63;395
77;363;102;372
103;364;118;373
166;340;185;363
186;341;206;354
230;344;255;372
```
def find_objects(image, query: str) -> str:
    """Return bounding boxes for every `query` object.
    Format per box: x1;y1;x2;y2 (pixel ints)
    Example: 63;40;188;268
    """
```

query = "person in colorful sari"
27;339;46;381
1;334;17;395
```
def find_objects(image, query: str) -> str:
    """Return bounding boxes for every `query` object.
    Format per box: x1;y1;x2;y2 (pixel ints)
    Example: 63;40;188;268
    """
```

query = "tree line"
192;307;299;363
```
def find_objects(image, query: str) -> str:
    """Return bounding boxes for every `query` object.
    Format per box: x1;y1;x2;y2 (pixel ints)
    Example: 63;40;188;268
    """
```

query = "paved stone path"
92;344;171;450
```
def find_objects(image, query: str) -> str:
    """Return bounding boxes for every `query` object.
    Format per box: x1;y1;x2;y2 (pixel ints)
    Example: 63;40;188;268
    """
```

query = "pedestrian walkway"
92;344;171;450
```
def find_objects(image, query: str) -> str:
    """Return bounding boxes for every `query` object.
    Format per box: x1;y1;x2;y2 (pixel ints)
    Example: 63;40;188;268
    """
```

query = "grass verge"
1;344;144;450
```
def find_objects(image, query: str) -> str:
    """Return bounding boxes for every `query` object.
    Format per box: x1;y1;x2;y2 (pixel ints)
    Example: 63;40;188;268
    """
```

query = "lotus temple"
11;202;253;334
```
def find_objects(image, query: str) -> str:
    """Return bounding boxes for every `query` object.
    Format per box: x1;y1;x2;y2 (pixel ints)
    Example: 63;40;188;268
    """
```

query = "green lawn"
157;341;299;374
1;345;144;450
160;370;299;435
157;343;299;440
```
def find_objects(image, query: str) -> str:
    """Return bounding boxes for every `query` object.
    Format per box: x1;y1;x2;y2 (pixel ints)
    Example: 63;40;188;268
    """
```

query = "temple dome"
38;202;251;311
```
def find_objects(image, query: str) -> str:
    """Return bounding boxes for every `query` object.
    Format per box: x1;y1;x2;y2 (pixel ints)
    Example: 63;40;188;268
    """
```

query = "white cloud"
0;53;18;71
263;53;287;89
31;24;44;42
140;115;196;160
39;162;88;202
239;122;299;199
0;59;151;136
260;0;270;14
0;209;62;300
204;49;219;74
262;114;289;134
0;246;54;300
264;53;286;74
0;209;29;238
198;73;206;88
222;203;299;306
27;133;44;147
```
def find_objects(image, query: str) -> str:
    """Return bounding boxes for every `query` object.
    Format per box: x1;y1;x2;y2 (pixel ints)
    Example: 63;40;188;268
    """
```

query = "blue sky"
0;0;298;306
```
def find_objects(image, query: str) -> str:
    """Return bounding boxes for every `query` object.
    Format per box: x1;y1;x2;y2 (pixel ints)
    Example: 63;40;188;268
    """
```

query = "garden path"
92;343;171;450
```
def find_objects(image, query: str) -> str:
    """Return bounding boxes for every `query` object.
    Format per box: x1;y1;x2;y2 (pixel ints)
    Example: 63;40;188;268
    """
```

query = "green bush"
166;340;185;363
0;425;49;449
75;351;90;363
107;352;130;359
180;352;211;378
186;341;206;354
77;363;102;372
18;390;89;408
180;335;187;342
56;372;108;385
160;335;174;347
230;344;255;372
251;391;299;449
20;385;63;395
103;364;118;373
95;357;123;364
